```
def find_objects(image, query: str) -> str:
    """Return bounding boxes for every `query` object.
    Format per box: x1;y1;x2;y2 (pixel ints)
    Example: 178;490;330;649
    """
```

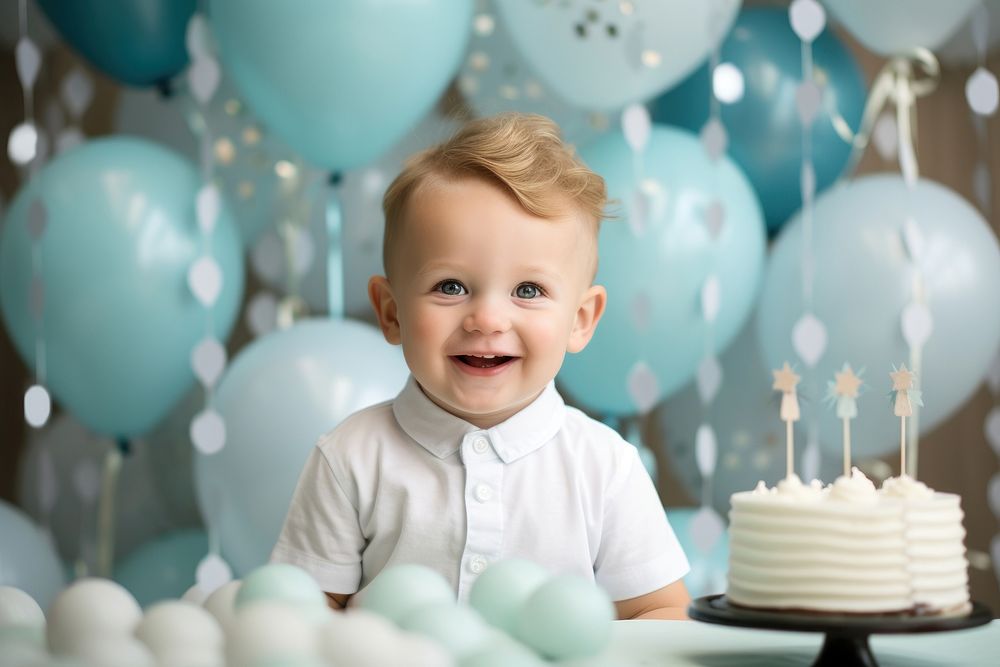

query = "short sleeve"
593;446;690;601
270;443;366;594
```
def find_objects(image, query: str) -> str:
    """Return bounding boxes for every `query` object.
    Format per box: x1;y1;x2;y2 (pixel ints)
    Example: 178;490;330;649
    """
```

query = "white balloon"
225;602;319;665
823;0;978;56
135;601;223;658
46;579;142;656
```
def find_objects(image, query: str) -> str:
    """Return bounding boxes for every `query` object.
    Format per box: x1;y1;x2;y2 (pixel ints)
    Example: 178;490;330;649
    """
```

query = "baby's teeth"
483;355;495;359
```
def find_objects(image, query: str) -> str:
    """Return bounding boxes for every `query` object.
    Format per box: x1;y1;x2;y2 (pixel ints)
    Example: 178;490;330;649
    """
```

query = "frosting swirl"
775;474;824;500
829;467;879;504
881;474;934;500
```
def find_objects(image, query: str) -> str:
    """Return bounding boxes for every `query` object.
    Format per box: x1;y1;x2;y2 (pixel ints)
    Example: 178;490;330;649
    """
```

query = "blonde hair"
381;113;607;277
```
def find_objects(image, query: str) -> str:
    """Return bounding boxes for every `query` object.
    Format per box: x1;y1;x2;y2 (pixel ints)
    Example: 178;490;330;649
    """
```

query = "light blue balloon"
399;603;494;658
0;500;66;611
208;0;473;171
360;564;455;625
560;126;766;415
652;321;842;516
664;509;730;599
193;318;409;575
37;0;195;87
235;563;327;620
757;175;1000;459
651;7;866;234
0;137;244;438
114;529;208;609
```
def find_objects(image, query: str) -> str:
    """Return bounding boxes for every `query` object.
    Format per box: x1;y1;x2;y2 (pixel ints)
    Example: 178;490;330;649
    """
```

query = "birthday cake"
726;469;971;615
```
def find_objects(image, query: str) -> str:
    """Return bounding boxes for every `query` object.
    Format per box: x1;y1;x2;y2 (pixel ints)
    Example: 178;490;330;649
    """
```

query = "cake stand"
689;594;992;667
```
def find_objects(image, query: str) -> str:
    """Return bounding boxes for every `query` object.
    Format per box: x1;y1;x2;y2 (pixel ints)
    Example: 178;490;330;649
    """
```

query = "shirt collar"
392;375;566;464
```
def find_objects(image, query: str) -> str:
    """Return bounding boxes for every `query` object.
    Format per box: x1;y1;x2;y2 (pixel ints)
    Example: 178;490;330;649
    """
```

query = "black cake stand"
688;594;993;667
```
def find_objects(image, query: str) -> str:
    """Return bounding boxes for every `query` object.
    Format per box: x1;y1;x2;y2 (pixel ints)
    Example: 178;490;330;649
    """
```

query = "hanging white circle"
792;312;827;368
700;118;728;162
24;384;51;428
712;63;744;104
196;184;221;235
695;423;718;478
251;234;285;283
192;337;227;388
789;0;826;43
8;122;38;165
626;361;660;414
966;67;999;116
247;292;279;338
195;553;233;595
191;409;226;455
188;256;223;306
621;104;651;152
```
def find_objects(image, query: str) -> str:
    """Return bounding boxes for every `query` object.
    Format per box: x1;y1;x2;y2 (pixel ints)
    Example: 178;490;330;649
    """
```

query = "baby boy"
271;113;691;620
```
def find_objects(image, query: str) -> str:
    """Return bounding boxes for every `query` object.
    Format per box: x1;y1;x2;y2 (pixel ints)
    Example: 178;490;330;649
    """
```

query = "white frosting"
727;470;969;615
828;467;879;505
880;474;934;500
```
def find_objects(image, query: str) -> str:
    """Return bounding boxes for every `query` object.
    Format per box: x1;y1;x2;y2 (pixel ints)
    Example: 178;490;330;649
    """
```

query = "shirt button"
469;555;488;574
472;437;489;454
474;484;493;502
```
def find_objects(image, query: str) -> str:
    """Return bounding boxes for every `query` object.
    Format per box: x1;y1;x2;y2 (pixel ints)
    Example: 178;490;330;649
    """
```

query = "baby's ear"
368;276;402;345
567;284;607;354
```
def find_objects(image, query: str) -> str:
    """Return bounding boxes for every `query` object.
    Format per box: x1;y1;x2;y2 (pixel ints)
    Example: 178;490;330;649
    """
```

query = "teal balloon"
399;603;493;658
0;137;244;438
514;575;614;661
664;509;730;599
114;529;208;608
469;559;548;635
560;126;766;415
359;564;455;625
193;319;409;575
37;0;195;87
650;7;866;234
758;175;1000;459
0;500;66;612
208;0;473;171
235;564;327;620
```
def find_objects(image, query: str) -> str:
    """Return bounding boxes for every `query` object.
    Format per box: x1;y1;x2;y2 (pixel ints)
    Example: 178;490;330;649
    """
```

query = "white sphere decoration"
183;583;209;605
134;601;223;659
203;579;242;629
395;634;455;667
46;578;142;656
69;636;156;667
315;609;409;667
712;63;745;104
0;586;45;628
225;602;319;666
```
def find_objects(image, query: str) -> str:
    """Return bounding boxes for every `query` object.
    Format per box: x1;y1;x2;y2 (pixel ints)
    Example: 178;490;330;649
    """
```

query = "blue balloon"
651;7;866;234
559;126;766;416
0;500;66;611
114;529;208;608
665;508;729;598
208;0;473;171
0;137;245;437
757;174;1000;459
37;0;195;87
194;318;409;575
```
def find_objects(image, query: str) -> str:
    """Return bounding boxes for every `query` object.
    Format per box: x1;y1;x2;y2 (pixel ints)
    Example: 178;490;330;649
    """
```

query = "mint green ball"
469;559;549;634
399;602;493;658
359;565;454;625
514;575;614;660
234;564;326;619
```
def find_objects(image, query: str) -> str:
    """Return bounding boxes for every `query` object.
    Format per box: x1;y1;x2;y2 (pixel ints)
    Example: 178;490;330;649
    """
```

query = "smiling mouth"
454;355;517;369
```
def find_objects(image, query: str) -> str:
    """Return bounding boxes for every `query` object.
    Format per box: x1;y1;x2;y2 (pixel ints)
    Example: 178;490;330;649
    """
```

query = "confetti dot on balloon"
192;337;227;388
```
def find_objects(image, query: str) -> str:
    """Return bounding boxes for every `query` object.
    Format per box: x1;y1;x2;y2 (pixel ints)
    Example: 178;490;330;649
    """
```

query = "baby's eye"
435;280;467;296
514;283;542;299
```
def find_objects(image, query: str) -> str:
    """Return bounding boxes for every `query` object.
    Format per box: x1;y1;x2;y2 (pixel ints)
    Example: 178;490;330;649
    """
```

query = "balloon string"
95;437;128;577
326;173;345;320
828;49;939;178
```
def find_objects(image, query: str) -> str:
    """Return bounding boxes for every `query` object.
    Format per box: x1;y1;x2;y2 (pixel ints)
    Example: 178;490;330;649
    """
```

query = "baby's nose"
463;296;511;334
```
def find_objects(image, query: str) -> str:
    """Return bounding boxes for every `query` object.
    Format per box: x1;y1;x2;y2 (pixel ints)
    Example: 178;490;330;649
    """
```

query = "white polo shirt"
270;376;689;603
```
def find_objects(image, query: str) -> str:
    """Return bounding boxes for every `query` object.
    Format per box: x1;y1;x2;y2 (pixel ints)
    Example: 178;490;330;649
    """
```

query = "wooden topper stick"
772;362;801;479
890;364;922;477
827;363;862;477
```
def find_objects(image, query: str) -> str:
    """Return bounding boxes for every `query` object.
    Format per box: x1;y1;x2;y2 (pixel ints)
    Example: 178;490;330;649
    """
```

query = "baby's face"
371;177;605;428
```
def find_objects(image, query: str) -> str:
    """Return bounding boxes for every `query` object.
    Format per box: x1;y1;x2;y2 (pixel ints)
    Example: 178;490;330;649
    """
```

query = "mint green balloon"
209;0;472;171
469;559;548;634
235;563;327;620
400;602;493;658
514;576;615;661
360;564;454;625
0;137;244;437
